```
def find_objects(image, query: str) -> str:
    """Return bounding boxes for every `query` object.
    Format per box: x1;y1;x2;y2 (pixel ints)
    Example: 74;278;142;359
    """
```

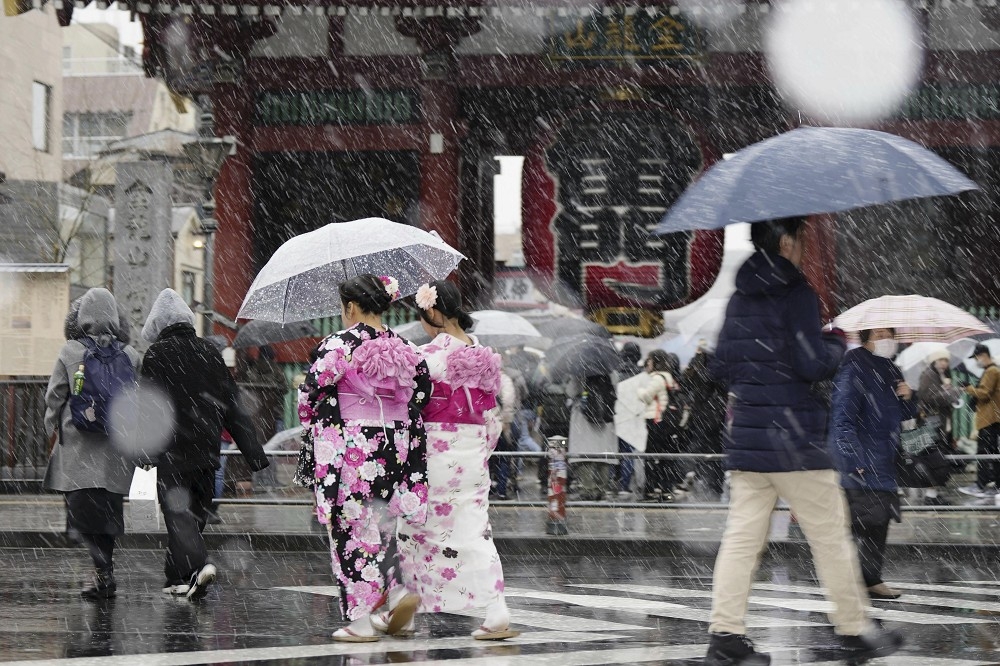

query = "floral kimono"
295;323;430;620
397;333;506;612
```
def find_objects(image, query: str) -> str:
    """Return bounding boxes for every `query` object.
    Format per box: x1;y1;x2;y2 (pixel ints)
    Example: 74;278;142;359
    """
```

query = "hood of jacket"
77;288;120;339
735;250;805;298
142;288;195;343
65;295;131;343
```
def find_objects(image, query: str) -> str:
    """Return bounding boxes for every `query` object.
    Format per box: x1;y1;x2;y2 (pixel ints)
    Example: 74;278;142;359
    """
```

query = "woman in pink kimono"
379;280;519;640
294;274;430;642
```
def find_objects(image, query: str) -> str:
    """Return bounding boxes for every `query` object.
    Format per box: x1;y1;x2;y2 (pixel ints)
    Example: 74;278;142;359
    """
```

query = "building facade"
14;1;1000;334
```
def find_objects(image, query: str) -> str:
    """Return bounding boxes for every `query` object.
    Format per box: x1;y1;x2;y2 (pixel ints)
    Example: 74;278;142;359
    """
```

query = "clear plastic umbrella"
238;218;464;323
469;310;544;349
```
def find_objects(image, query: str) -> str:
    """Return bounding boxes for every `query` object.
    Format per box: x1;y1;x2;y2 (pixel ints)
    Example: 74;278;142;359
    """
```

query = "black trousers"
80;533;115;574
644;417;683;495
159;468;214;586
978;423;1000;489
845;489;899;588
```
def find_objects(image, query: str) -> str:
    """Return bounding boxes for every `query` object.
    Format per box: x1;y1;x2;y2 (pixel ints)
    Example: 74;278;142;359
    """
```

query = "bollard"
545;436;569;536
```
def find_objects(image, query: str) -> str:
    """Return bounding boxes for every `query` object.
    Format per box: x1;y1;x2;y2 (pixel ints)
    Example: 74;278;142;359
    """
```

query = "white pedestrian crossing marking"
753;582;1000;615
0;631;627;666
507;587;826;628
279;586;651;632
388;644;710;666
570;583;991;626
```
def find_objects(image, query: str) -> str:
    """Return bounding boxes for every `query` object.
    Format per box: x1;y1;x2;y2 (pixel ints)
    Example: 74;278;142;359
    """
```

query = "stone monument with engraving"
113;162;174;352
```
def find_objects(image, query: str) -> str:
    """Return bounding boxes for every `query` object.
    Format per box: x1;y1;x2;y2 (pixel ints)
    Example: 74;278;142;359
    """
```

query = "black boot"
81;569;116;600
705;632;771;666
840;628;905;665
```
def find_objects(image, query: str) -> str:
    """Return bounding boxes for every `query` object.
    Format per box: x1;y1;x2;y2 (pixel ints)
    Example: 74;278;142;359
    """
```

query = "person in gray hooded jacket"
139;288;267;600
44;288;141;600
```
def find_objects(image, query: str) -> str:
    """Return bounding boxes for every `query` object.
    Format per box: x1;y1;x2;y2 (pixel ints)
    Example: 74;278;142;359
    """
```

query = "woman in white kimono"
376;280;519;640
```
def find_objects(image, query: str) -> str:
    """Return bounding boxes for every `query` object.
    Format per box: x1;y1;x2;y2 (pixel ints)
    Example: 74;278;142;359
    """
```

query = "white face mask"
871;339;898;359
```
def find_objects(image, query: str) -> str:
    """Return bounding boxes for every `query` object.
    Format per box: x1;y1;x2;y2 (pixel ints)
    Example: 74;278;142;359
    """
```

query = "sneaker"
185;563;217;600
958;484;986;498
840;627;904;663
705;632;771;666
163;583;191;596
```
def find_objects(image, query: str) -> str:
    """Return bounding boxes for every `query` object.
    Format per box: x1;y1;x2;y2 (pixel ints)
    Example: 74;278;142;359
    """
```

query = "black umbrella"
532;317;611;341
545;334;622;380
233;320;319;348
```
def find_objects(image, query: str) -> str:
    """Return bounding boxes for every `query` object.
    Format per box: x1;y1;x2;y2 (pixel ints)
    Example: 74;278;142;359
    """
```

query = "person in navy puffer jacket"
831;328;917;601
703;217;904;666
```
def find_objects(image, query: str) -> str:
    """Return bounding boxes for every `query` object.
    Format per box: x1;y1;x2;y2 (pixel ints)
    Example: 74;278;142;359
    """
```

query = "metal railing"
228;448;1000;511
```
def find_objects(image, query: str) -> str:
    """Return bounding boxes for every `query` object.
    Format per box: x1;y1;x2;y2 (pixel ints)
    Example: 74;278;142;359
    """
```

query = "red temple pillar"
418;75;461;251
211;82;255;333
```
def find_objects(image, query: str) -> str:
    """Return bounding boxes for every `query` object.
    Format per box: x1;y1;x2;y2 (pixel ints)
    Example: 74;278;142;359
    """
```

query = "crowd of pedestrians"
42;225;1000;663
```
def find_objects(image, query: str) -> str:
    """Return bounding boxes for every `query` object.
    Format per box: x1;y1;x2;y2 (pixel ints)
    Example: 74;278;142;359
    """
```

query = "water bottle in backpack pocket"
69;337;136;434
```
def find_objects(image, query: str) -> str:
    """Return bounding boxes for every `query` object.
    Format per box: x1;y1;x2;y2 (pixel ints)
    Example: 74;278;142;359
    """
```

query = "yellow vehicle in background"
591;307;664;338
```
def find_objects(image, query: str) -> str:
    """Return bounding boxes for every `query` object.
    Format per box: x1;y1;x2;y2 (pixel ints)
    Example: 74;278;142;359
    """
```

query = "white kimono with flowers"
398;333;506;612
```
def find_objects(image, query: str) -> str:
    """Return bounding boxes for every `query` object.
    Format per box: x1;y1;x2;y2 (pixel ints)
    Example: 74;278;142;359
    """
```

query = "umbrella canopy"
953;338;1000;379
654;127;979;234
895;342;957;387
834;295;991;343
204;334;229;352
263;427;305;451
546;334;622;381
233;319;319;348
238;218;465;323
531;316;612;340
469;310;543;349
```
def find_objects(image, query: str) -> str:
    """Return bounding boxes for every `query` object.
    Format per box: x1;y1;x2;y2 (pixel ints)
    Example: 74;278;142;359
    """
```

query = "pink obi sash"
423;380;497;425
337;375;409;423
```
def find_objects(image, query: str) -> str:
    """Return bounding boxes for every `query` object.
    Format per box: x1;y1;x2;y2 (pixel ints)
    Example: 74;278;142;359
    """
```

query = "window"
62;46;72;74
32;82;51;152
181;270;197;306
61;111;132;158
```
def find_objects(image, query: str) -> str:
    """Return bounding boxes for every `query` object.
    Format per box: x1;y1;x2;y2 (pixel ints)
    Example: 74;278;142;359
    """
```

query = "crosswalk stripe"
0;631;625;666
389;644;710;666
753;583;1000;614
809;658;988;665
891;582;1000;596
507;587;826;628
277;586;650;632
569;583;990;626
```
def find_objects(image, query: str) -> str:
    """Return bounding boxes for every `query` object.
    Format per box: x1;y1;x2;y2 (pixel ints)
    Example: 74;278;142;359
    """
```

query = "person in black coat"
140;288;268;599
683;343;727;496
703;217;903;666
830;328;917;601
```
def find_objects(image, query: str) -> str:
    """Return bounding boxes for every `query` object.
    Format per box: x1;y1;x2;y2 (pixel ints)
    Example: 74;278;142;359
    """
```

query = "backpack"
580;375;616;425
69;337;136;434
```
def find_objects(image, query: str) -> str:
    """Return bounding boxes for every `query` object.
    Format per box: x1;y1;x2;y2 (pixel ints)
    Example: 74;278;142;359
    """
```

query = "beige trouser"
709;469;871;636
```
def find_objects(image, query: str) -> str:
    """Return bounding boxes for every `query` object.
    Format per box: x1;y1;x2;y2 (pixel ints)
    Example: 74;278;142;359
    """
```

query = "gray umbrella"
546;334;622;380
233;319;319;348
532;317;612;341
654;126;979;234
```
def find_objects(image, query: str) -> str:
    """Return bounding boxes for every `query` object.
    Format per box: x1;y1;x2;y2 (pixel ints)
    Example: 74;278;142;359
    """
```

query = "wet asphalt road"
1;546;1000;665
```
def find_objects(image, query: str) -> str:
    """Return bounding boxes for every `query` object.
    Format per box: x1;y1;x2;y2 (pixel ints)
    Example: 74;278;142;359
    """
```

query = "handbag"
128;466;160;530
897;445;951;488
